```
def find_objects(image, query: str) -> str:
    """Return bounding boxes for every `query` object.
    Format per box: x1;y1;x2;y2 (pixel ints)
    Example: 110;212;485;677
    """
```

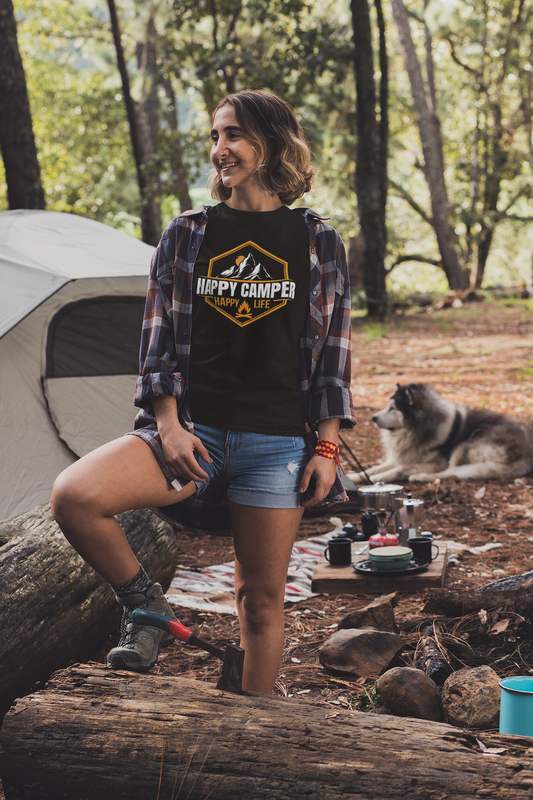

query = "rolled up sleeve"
307;231;355;430
134;224;185;411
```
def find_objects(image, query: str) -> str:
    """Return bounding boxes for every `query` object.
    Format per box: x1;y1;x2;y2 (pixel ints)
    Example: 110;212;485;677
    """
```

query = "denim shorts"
192;424;310;509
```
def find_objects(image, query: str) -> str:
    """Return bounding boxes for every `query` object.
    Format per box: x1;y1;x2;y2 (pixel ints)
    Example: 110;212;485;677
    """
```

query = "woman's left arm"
299;417;341;507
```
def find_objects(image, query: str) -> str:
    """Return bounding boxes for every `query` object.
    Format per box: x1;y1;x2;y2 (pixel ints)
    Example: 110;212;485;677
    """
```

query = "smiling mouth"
220;162;239;171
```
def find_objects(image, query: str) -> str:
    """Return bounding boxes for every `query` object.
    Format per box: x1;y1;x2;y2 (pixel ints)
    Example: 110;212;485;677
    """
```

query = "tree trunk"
106;0;161;245
391;0;468;290
0;503;178;722
2;665;533;800
0;0;45;209
136;8;162;239
162;77;193;213
351;0;388;319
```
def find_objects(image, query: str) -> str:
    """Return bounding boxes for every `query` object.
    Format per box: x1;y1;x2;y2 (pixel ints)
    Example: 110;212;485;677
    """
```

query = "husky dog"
349;383;533;483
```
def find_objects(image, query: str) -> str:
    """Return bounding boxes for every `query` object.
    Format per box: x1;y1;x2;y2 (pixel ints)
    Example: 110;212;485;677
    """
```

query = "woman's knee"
51;466;98;528
236;586;283;634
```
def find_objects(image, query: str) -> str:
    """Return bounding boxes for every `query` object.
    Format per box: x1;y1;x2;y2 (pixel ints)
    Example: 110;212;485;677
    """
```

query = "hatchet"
132;609;245;694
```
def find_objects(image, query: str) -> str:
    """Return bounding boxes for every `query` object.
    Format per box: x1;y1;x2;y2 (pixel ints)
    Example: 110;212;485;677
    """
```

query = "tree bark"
106;0;161;245
162;77;193;213
391;0;468;290
2;665;533;800
136;7;162;239
0;503;178;722
0;0;45;209
351;0;388;319
421;573;533;616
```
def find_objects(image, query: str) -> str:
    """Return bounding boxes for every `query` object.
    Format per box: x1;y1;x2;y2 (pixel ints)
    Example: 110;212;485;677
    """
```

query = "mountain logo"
196;241;295;326
220;253;273;281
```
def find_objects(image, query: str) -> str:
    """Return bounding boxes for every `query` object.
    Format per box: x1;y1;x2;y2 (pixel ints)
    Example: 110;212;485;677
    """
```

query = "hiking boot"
107;582;176;672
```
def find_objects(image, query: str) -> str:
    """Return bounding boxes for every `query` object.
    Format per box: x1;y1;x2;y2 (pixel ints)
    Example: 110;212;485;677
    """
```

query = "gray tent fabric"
0;210;155;521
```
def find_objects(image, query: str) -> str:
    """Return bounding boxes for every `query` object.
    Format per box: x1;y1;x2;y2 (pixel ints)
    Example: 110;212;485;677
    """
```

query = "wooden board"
311;541;449;595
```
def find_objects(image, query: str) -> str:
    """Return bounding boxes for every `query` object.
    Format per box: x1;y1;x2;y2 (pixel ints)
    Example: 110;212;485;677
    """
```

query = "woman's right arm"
152;395;212;483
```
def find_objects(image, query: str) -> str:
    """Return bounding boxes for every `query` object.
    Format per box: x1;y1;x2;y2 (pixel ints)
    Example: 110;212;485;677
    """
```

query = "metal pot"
357;483;404;511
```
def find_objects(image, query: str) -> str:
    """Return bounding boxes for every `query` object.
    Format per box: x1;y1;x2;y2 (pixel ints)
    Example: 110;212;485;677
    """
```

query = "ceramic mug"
324;537;352;566
409;536;439;563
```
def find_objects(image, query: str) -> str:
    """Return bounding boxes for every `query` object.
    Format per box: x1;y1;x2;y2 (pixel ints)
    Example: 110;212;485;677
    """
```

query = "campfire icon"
235;300;252;319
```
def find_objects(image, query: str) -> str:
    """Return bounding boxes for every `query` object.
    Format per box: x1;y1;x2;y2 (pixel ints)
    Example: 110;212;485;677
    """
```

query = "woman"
51;90;355;695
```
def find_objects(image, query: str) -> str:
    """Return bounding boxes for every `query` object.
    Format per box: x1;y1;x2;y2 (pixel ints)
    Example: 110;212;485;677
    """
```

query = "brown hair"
209;90;316;205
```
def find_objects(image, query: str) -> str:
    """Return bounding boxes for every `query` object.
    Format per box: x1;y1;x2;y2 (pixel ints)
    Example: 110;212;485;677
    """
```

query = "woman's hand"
299;454;337;507
299;418;341;507
152;395;212;483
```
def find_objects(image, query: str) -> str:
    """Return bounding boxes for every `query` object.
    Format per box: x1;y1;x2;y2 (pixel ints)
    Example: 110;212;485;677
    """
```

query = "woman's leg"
52;436;197;671
51;435;196;584
229;501;304;694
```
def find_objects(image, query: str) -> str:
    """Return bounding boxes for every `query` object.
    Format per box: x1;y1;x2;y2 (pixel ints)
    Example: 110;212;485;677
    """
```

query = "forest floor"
83;298;533;713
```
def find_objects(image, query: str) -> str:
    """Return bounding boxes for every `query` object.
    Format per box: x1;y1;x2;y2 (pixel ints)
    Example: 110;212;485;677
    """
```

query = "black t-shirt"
188;202;310;436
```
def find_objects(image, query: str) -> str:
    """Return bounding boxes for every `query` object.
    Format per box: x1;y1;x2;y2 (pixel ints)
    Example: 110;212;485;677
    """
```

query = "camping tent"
0;210;155;521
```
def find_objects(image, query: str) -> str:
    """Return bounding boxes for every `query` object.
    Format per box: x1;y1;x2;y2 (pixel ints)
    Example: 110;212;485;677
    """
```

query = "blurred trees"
2;0;533;300
351;0;389;317
0;0;44;208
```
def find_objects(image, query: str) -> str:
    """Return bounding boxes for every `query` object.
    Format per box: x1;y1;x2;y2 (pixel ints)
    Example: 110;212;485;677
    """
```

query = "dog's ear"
405;387;415;406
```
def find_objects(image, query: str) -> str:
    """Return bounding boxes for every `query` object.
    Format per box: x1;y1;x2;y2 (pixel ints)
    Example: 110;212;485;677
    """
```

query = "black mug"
409;536;439;563
324;537;352;566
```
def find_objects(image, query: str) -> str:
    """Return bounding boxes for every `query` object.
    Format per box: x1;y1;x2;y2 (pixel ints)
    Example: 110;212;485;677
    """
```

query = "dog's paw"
408;472;436;482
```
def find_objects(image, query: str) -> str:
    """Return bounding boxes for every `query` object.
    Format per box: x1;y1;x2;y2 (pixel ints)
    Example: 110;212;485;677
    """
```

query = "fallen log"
421;572;533;617
0;503;179;721
2;665;533;800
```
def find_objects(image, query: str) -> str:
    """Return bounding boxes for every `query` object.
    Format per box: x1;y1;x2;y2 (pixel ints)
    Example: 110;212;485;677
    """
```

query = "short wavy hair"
209;90;316;206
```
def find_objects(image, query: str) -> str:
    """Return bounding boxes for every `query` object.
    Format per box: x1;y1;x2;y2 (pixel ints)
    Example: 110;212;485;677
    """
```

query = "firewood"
2;665;533;800
414;635;452;685
421;578;533;617
0;503;179;721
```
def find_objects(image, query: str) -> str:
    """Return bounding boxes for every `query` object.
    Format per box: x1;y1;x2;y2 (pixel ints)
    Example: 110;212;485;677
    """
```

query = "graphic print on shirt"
195;241;295;326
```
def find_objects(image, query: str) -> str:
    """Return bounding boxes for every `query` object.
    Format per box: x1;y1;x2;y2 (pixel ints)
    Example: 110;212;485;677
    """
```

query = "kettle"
395;493;424;546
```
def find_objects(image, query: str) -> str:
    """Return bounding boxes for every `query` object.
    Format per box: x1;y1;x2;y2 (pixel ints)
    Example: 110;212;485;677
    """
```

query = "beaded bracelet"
315;439;344;473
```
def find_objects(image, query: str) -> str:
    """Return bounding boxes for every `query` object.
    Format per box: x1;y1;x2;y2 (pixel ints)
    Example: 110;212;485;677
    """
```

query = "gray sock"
111;565;152;601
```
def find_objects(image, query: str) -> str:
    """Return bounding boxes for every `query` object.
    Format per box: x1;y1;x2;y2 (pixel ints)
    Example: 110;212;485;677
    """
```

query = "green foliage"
362;322;388;341
2;0;532;293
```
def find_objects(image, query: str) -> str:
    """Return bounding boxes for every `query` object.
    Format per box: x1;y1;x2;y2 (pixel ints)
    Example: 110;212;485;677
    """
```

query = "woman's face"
210;105;259;193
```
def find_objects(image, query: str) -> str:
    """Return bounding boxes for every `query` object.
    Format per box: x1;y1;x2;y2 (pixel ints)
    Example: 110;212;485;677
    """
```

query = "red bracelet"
315;439;344;473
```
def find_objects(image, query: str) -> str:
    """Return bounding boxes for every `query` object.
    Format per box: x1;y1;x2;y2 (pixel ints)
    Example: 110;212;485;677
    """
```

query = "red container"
368;532;399;549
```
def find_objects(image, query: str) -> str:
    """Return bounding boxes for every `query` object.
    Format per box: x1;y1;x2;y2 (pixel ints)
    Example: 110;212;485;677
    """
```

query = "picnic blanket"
166;518;346;615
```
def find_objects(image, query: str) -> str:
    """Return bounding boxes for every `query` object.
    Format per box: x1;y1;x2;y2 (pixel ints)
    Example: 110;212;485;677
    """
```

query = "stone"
338;592;399;633
318;628;405;678
441;666;501;730
377;667;443;722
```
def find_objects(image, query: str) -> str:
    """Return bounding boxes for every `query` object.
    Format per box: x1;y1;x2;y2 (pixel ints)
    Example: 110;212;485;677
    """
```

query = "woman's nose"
212;138;228;158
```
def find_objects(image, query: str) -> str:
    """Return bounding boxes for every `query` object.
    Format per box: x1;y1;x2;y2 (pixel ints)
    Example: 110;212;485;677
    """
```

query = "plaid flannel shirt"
133;205;355;534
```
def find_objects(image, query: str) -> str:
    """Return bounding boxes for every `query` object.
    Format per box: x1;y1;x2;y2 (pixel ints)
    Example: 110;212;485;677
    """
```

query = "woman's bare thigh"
52;435;196;518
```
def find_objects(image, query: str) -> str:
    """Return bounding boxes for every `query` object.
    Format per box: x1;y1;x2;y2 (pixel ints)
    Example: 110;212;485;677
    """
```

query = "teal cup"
499;677;533;736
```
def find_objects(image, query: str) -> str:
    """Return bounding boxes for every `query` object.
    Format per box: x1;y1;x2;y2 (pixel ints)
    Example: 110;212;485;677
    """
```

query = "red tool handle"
132;609;192;643
132;609;225;660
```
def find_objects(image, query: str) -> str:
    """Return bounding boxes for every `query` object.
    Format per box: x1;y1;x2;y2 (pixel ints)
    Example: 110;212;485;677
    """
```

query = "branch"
500;213;533;222
443;35;481;80
387;254;442;274
499;183;532;215
389;179;434;226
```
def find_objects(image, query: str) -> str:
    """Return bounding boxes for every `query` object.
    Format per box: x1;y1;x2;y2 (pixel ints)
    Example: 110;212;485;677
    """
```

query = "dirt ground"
80;299;533;715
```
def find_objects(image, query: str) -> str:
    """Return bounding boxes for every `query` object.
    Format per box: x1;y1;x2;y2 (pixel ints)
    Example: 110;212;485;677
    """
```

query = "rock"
377;667;443;722
338;592;399;633
318;628;404;678
441;666;501;730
